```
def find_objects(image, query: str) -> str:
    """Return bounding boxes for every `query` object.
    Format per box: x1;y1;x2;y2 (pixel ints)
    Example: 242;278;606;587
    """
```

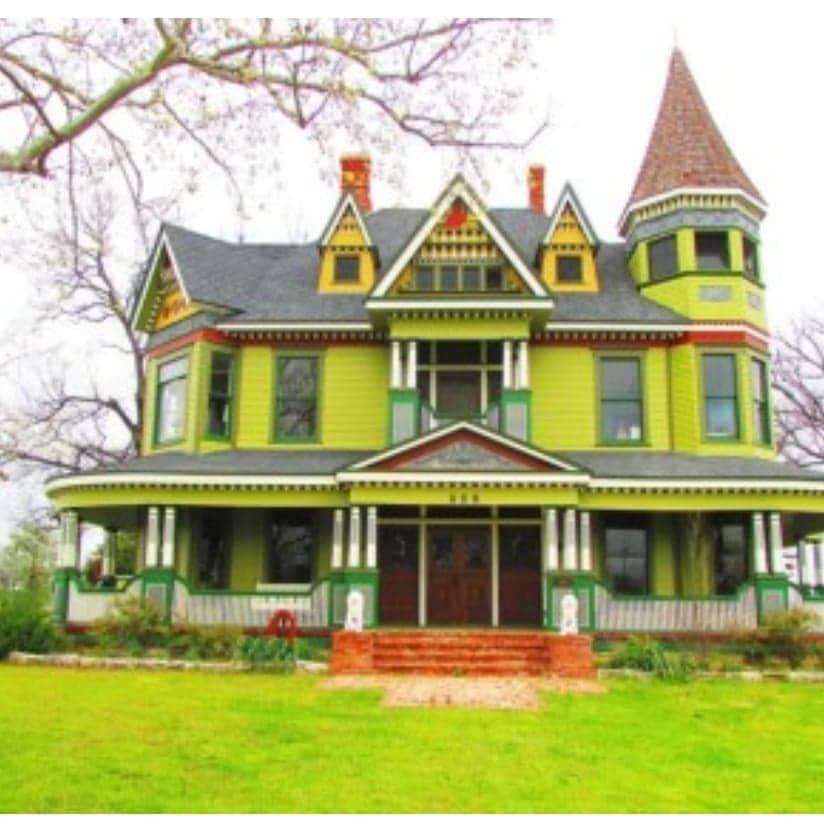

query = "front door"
378;524;419;624
427;526;491;625
499;525;542;625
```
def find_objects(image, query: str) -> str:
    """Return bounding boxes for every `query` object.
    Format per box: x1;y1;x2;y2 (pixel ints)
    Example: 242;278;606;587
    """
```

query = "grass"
0;666;822;813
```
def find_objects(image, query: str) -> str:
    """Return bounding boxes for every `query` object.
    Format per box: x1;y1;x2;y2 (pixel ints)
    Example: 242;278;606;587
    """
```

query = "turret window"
155;356;188;445
556;255;583;283
751;358;770;445
743;236;759;280
695;231;730;271
702;353;739;439
648;234;678;280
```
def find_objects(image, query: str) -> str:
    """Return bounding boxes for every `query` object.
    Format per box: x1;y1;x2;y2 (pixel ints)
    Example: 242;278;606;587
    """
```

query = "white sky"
2;5;824;540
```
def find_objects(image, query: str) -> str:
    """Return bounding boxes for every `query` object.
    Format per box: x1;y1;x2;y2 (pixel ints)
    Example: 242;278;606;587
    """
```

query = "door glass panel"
499;526;541;569
378;525;418;570
463;531;489;569
431;533;454;570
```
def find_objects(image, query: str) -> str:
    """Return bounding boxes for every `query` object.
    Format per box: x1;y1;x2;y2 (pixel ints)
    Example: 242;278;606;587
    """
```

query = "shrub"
93;595;165;653
608;635;695;682
0;591;60;658
166;624;241;660
736;608;819;670
294;637;330;662
235;636;295;671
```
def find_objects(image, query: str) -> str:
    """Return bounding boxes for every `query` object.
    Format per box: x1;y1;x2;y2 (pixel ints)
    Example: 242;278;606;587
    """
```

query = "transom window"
207;352;234;438
155;355;188;445
267;512;313;583
417;341;502;418
703;353;739;439
555;255;583;283
712;517;749;595
695;231;730;271
648;234;678;280
604;516;649;595
599;357;643;443
275;356;319;441
413;263;505;292
334;254;361;283
751;358;770;445
742;236;759;280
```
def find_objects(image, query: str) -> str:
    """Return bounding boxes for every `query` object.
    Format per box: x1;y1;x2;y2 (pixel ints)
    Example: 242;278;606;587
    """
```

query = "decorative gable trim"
132;230;192;332
318;191;374;249
542;182;599;247
370;175;549;299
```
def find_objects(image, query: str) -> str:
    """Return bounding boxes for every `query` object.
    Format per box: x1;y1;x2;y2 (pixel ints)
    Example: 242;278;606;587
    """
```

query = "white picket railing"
65;577;142;624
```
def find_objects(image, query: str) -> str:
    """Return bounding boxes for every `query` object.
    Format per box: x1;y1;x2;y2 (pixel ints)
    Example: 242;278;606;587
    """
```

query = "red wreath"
264;609;297;647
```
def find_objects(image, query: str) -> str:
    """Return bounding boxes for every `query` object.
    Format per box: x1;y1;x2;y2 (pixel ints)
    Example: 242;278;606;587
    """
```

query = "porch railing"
65;576;142;624
420;401;500;433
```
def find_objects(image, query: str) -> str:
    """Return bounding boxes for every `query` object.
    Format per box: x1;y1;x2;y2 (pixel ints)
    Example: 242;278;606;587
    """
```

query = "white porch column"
390;340;403;389
145;506;160;568
816;542;824;589
161;507;177;568
751;513;768;575
502;340;513;389
365;506;378;569
800;542;816;588
579;511;592;572
768;512;784;575
347;507;362;568
405;341;418;389
517;340;529;390
562;509;577;571
59;511;79;568
102;530;116;576
331;509;345;569
543;508;559;572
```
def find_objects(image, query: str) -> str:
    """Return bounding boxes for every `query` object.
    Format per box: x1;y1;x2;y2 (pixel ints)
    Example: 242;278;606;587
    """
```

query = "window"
155;356;188;445
276;356;319;441
604;517;649;595
333;254;360;283
703;353;739;439
267;512;313;583
556;255;583;283
440;265;459;291
415;265;435;291
196;511;231;589
647;235;678;280
600;357;643;443
743;236;759;280
712;518;749;595
751;358;770;445
412;263;508;292
695;231;730;270
207;352;234;438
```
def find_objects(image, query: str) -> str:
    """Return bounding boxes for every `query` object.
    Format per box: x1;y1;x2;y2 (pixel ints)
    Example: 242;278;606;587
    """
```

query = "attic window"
695;232;730;271
556;255;583;283
334;254;360;283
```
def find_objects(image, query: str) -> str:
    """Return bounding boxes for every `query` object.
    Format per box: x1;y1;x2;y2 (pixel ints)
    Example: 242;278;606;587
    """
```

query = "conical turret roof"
625;48;765;215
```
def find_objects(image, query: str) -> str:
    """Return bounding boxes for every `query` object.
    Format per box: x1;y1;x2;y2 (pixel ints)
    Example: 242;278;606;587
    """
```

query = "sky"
2;6;824;541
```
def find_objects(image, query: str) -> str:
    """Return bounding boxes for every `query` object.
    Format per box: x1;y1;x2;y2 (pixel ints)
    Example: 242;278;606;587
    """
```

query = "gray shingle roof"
157;209;686;326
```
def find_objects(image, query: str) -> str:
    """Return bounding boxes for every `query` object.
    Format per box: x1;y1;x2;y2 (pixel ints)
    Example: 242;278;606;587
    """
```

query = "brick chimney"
528;164;545;213
340;154;372;213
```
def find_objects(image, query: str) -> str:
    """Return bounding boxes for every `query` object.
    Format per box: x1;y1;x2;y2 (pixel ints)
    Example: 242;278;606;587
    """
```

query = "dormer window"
556;255;583;283
648;234;678;280
333;254;360;283
695;231;730;271
743;236;759;280
412;263;507;292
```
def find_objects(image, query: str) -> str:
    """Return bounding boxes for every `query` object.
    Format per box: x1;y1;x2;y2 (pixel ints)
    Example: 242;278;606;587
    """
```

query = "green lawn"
0;666;822;813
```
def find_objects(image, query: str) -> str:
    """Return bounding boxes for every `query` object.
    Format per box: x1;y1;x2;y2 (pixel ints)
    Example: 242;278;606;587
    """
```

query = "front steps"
331;629;595;678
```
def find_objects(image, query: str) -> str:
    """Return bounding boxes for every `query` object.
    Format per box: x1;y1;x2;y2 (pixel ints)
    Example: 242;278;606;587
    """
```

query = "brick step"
373;656;544;668
374;632;544;641
373;637;545;648
372;649;544;661
373;645;545;656
372;661;547;675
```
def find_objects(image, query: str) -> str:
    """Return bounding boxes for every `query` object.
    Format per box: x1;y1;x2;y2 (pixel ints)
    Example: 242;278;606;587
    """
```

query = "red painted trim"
683;330;769;351
535;338;667;349
146;329;232;359
378;430;552;471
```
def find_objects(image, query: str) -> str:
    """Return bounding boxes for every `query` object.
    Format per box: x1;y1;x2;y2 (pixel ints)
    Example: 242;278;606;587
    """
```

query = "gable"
317;198;376;293
370;176;548;299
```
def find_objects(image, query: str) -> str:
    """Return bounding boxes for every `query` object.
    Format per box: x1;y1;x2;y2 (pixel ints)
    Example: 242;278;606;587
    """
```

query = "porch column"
516;340;529;390
542;508;559;571
405;341;418;390
502;340;513;389
365;507;378;569
145;506;160;568
562;509;577;570
751;513;768;575
800;541;816;588
347;507;362;568
579;511;592;572
331;508;345;569
390;340;403;389
102;529;117;577
59;510;80;569
768;512;784;575
161;507;176;568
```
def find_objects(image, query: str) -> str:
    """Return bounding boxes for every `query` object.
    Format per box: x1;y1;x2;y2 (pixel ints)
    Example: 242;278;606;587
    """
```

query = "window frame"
711;515;750;596
603;514;650;596
273;352;322;443
265;511;315;584
694;230;731;271
412;262;509;293
333;253;361;284
153;351;190;448
555;254;583;284
700;351;741;442
647;233;679;281
750;356;772;446
596;353;646;446
205;348;236;441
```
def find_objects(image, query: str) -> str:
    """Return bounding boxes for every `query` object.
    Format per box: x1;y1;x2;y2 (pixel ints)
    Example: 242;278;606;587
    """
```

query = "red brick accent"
626;48;764;212
543;634;596;679
330;631;375;674
528;165;545;213
340;154;372;214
